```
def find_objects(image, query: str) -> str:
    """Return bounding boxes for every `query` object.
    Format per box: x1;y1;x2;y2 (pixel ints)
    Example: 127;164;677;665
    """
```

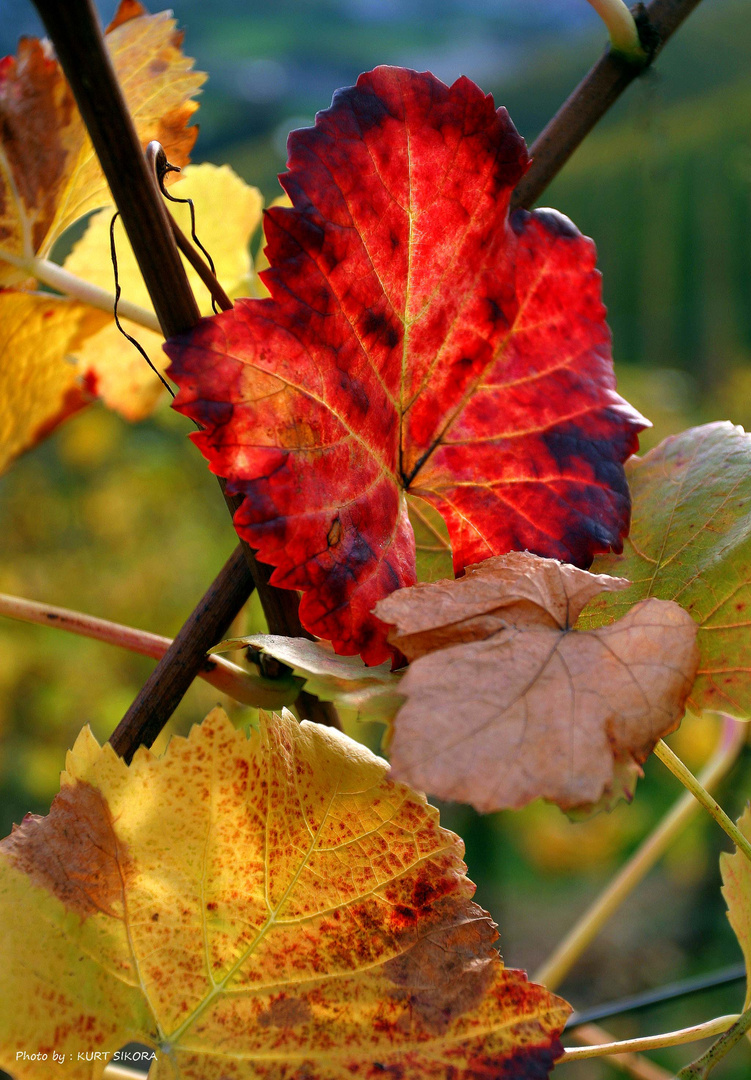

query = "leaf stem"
586;0;648;62
0;591;300;710
654;737;751;863
677;1005;751;1079
168;206;233;313
559;1015;740;1063
0;249;161;332
568;1022;677;1079
534;716;746;990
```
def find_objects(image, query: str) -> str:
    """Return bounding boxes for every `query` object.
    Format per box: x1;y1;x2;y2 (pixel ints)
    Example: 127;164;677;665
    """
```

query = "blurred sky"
3;0;604;154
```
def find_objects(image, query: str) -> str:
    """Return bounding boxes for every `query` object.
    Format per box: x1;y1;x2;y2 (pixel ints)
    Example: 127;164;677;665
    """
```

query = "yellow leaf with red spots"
0;708;569;1079
721;805;751;1011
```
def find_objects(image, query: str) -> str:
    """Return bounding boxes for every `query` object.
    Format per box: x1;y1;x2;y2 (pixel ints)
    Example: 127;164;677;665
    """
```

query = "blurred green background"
2;0;751;1075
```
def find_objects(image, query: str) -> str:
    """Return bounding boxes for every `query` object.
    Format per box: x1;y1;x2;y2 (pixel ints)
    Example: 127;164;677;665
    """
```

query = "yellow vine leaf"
0;290;107;474
63;163;263;418
721;805;751;1011
0;708;569;1079
252;193;291;296
0;0;205;286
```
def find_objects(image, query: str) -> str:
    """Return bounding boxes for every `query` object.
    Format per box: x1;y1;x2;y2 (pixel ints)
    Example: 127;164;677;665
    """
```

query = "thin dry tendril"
109;210;175;397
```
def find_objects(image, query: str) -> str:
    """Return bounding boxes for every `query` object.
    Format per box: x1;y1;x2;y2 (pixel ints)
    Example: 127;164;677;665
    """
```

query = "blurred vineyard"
2;0;751;1075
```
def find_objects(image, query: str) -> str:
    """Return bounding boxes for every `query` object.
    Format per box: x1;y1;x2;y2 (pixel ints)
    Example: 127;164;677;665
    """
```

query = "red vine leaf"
376;552;699;812
167;66;647;664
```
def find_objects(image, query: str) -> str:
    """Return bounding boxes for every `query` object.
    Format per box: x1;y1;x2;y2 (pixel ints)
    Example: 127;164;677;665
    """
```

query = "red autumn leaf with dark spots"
166;66;647;665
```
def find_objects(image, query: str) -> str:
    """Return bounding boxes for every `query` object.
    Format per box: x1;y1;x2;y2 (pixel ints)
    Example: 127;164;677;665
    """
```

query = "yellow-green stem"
534;716;746;989
570;1022;673;1079
0;248;160;332
559;1015;740;1063
586;0;648;62
654;738;751;863
678;1005;751;1079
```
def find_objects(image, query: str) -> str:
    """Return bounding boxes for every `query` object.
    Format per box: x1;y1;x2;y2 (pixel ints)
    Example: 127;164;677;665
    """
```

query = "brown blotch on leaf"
327;517;342;547
383;897;498;1034
258;996;313;1029
1;779;132;918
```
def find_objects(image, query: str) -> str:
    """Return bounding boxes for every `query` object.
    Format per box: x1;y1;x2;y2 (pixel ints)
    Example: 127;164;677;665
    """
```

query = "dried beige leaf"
211;634;403;719
382;550;632;659
376;551;699;813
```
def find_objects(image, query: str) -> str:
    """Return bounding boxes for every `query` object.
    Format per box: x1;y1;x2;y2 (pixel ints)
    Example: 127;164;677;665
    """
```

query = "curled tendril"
147;140;220;314
109;210;175;397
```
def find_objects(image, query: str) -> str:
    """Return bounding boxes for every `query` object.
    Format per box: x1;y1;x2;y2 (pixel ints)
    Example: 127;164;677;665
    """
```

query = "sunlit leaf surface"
0;708;570;1078
167;66;646;664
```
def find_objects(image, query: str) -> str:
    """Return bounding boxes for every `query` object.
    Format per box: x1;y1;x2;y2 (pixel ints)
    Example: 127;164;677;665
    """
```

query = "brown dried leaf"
376;551;699;812
382;550;632;660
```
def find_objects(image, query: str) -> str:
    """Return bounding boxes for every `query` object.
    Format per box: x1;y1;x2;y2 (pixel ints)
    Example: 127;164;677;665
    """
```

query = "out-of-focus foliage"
0;293;106;474
0;404;254;819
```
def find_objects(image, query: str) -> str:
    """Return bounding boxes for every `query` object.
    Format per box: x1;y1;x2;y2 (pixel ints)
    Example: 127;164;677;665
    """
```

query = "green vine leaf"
580;423;751;718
